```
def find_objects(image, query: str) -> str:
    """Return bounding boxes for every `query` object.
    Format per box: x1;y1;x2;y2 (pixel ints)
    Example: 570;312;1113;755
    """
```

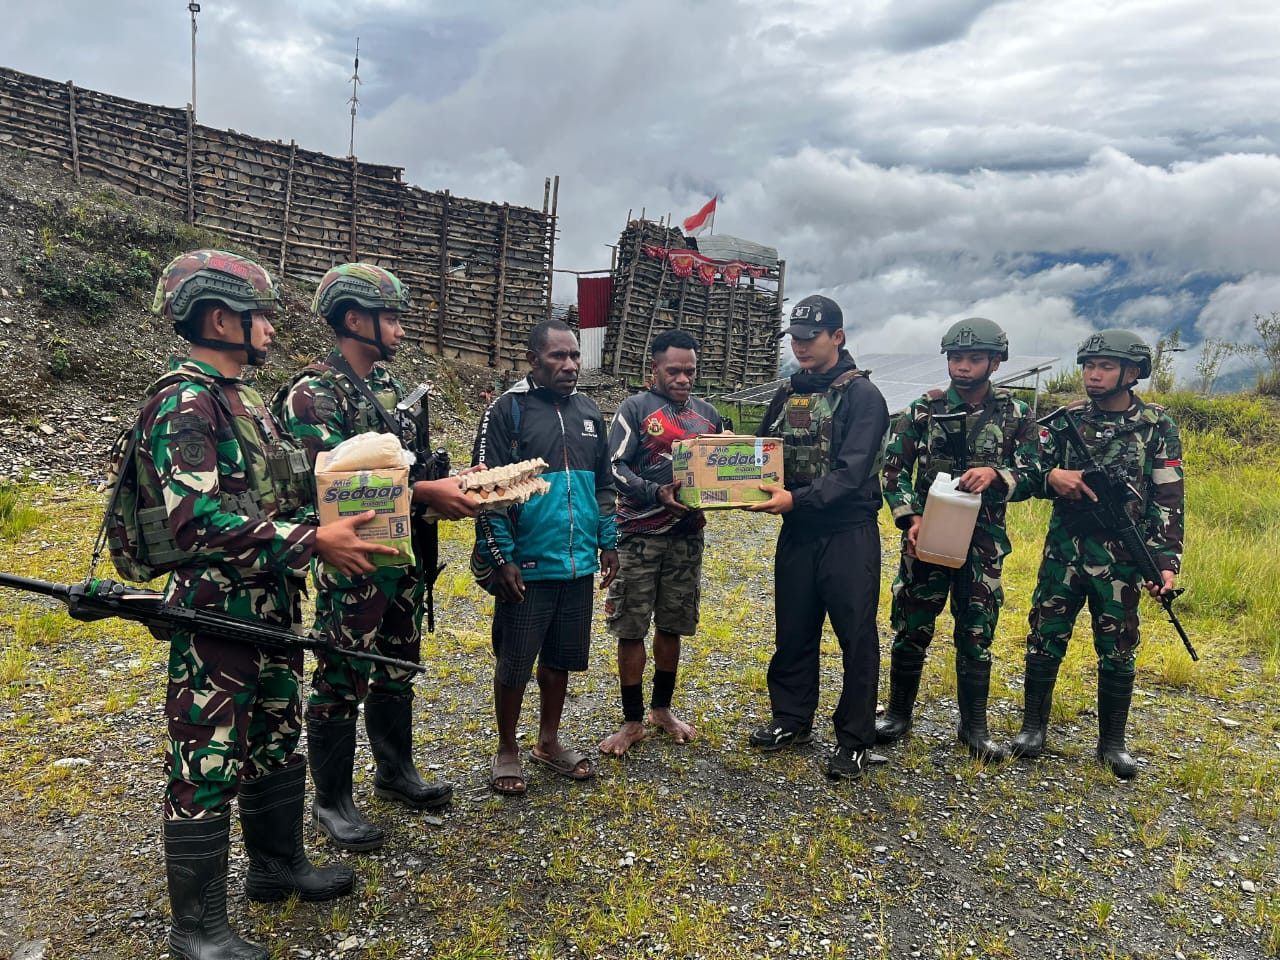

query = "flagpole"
709;197;716;236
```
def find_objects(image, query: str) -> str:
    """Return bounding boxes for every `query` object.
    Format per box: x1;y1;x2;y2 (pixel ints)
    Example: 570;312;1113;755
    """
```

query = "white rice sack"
324;433;414;471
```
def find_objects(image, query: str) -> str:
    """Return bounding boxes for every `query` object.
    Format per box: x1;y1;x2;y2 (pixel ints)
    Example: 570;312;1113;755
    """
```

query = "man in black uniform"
748;295;890;779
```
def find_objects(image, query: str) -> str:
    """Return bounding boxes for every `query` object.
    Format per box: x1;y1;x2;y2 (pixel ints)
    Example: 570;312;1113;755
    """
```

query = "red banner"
642;244;770;287
577;276;613;329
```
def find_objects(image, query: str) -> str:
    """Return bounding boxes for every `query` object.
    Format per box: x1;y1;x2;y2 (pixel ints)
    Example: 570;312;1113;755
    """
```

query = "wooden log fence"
0;65;553;369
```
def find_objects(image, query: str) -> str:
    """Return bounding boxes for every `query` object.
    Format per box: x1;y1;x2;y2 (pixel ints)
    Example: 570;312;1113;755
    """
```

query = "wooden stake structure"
66;81;80;181
277;140;296;276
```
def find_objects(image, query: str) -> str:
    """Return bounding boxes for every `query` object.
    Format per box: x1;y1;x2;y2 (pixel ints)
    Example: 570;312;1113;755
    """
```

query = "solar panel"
718;353;1059;414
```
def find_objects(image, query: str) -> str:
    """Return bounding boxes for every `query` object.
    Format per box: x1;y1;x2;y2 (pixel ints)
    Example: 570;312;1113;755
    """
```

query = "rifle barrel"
0;571;71;600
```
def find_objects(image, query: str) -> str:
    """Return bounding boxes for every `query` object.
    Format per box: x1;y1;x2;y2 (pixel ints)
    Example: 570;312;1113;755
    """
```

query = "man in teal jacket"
472;319;619;794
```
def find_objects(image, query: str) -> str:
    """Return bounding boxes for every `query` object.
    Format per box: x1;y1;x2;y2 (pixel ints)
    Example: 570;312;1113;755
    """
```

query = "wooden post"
611;221;644;375
348;156;359;261
722;282;735;383
185;104;195;226
493;203;510;368
277;139;296;277
776;259;787;328
640;253;670;382
66;81;80;181
545;174;559;320
437;191;450;356
674;275;688;328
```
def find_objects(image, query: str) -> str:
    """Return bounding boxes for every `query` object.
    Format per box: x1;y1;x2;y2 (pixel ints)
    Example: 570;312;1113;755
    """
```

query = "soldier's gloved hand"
657;481;690;515
494;562;525;604
1048;467;1098;502
314;509;400;576
413;477;478;520
747;484;793;514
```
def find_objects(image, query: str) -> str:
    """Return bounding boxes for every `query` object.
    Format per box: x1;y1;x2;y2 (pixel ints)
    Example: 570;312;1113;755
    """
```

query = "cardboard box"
672;434;785;509
314;450;414;567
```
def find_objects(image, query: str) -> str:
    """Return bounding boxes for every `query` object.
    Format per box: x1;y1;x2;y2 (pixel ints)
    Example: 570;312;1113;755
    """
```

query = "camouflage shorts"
605;533;704;639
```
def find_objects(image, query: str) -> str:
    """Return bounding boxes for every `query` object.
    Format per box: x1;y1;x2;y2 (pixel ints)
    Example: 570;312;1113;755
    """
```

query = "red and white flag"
682;196;717;237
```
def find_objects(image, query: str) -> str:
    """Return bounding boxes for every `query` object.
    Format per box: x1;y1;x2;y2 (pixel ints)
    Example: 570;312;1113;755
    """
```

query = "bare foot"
598;720;647;756
649;707;697;744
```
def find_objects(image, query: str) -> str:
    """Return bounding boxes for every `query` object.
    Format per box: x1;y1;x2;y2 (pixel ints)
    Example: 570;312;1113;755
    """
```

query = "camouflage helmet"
1076;328;1152;378
312;263;410;322
151;249;279;330
941;317;1009;361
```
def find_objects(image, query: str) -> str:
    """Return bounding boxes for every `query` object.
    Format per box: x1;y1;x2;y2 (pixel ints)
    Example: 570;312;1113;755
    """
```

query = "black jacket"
757;352;889;534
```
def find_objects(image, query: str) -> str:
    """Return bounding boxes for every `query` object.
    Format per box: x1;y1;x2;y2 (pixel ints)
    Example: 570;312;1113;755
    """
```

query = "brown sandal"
489;755;527;795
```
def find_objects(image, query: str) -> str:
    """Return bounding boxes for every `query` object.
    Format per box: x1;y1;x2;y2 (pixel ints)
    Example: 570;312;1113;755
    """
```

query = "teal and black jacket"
471;377;618;582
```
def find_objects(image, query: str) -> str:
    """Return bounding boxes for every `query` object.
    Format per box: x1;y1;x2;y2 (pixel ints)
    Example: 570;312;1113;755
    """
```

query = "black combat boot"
874;647;927;745
307;716;386;852
1096;670;1139;780
164;812;268;960
239;762;357;903
955;656;1007;762
365;691;453;809
1010;652;1060;759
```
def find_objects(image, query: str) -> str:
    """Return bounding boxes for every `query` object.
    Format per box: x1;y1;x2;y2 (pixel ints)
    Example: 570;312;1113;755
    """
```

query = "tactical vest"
919;388;1018;488
105;368;311;582
1056;398;1165;529
770;369;868;487
276;362;423;461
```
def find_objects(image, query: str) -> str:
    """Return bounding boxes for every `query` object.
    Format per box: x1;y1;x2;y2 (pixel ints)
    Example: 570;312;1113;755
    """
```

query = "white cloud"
4;0;1280;372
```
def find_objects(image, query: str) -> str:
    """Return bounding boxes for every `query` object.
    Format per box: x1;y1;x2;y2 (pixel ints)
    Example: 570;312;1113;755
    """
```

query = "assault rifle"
396;382;450;631
0;573;426;673
1037;405;1198;661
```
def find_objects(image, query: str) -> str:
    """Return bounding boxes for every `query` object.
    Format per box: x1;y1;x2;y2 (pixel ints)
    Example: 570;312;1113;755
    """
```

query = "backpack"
96;369;232;583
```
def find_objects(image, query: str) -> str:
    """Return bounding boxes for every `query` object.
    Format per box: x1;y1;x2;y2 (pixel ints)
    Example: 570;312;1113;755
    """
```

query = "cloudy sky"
5;0;1280;383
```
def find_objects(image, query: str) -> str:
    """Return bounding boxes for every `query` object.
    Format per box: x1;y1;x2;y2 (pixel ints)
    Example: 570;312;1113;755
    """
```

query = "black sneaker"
827;745;874;780
748;721;813;752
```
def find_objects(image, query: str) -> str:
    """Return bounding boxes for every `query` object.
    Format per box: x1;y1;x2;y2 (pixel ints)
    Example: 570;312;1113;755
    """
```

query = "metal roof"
690;234;780;269
718;353;1059;414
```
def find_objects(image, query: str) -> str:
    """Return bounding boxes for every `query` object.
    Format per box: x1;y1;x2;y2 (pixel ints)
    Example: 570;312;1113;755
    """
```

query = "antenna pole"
348;38;361;158
187;2;201;117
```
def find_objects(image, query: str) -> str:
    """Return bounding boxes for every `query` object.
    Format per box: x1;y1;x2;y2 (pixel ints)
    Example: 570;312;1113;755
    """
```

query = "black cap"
782;294;843;340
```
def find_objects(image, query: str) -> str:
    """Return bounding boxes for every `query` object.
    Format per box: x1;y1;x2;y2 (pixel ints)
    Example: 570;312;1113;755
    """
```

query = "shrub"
1150;390;1279;449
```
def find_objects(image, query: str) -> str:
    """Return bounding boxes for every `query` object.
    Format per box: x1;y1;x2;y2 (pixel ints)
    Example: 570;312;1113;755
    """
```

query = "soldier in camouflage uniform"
747;295;890;780
878;318;1039;762
1011;330;1184;780
144;251;396;960
277;263;476;852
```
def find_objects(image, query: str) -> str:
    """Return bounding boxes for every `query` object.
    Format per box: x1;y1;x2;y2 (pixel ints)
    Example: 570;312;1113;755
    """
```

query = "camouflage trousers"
164;629;304;819
605;532;704;639
890;524;1008;661
1026;523;1143;674
307;565;424;722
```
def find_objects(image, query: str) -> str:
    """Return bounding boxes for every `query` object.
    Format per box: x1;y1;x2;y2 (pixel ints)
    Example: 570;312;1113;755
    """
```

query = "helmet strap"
1085;364;1137;401
178;309;262;366
949;353;996;390
339;308;392;361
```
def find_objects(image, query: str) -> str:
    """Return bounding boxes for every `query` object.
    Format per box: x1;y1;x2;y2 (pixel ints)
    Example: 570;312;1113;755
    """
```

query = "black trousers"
767;520;881;750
